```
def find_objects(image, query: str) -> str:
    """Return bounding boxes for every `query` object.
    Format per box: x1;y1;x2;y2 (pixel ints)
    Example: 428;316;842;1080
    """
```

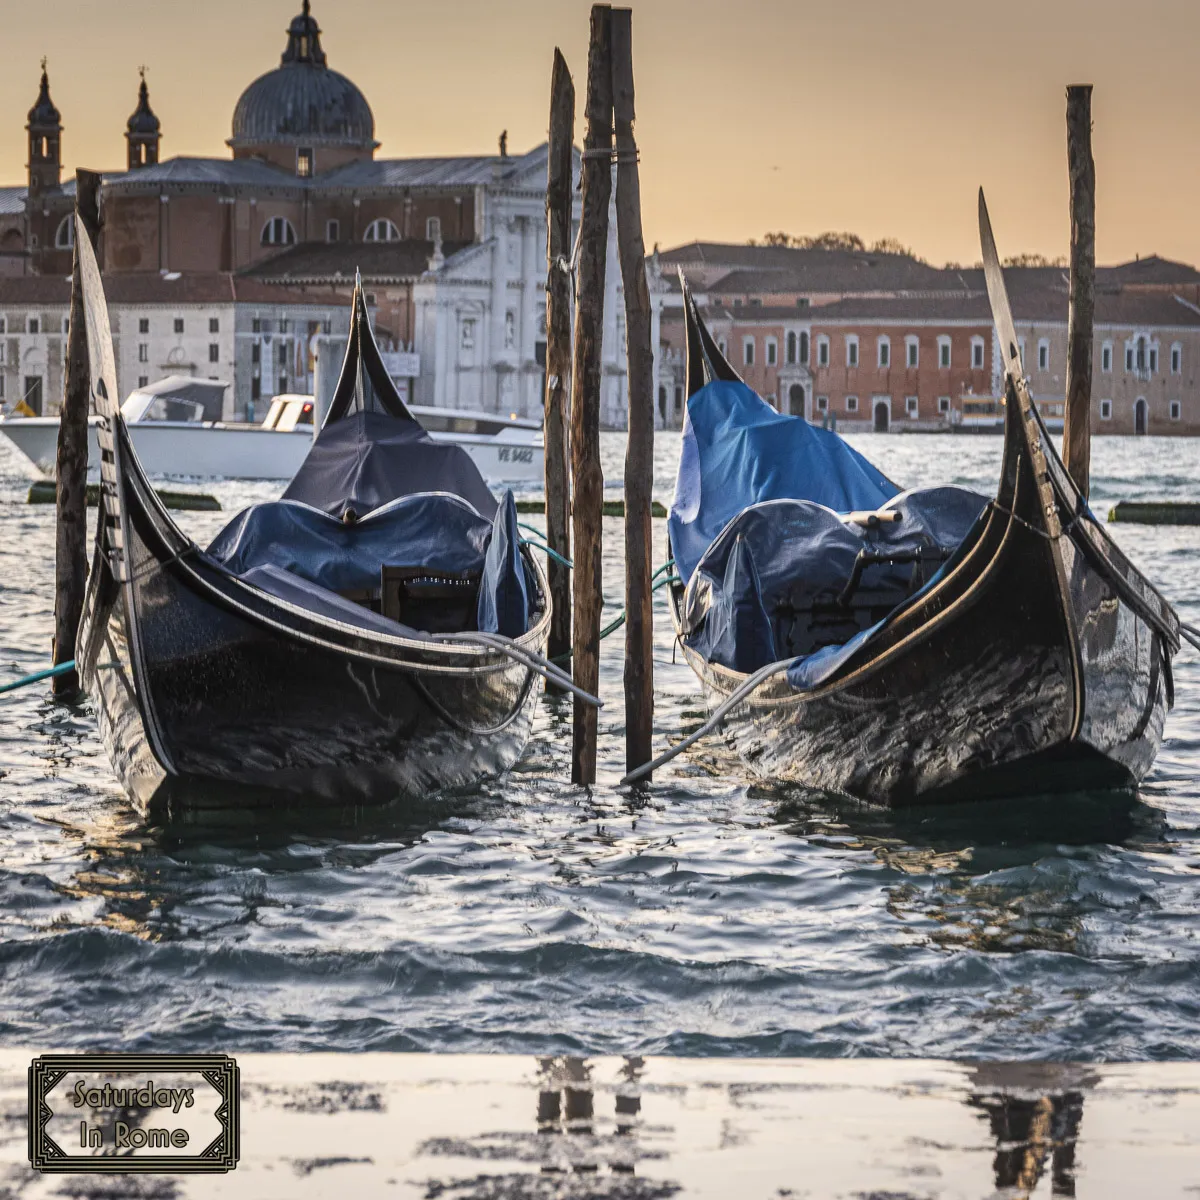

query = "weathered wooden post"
52;168;102;698
544;49;575;674
569;4;614;785
1064;84;1095;498
612;8;654;777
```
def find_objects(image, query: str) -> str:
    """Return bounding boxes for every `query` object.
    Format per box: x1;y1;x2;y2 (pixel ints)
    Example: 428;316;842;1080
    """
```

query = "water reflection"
968;1064;1100;1198
772;785;1174;955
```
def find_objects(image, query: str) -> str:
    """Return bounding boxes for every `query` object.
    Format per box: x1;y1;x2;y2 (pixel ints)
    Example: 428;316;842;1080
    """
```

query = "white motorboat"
0;377;544;484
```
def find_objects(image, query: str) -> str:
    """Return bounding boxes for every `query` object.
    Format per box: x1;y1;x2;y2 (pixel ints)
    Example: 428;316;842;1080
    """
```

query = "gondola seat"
681;486;989;674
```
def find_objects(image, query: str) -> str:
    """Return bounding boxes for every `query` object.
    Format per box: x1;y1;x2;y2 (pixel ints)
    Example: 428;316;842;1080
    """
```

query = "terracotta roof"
0;273;335;307
240;239;468;282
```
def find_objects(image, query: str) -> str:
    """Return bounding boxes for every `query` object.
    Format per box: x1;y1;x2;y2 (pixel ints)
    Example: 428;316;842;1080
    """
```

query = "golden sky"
2;0;1195;267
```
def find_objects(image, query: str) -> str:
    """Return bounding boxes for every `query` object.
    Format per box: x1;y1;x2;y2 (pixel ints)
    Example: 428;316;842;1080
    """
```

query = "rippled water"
2;431;1200;1060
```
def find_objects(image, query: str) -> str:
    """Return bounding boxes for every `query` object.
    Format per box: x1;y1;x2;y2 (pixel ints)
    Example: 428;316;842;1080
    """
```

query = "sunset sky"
2;0;1196;267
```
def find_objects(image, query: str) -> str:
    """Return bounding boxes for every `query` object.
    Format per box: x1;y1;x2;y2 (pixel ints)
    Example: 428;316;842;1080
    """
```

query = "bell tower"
27;60;62;197
126;69;162;170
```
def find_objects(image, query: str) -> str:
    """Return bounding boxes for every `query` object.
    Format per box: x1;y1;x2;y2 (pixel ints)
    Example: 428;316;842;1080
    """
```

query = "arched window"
364;218;401;243
786;331;797;365
799;331;809;364
260;217;297;247
426;216;441;241
54;216;74;250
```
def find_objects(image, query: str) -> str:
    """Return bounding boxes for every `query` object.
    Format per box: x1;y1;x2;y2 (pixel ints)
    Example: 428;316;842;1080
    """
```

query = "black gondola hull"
79;466;545;811
669;272;1177;807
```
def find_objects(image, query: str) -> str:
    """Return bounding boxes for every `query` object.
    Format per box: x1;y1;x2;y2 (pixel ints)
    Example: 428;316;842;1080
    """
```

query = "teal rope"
0;659;76;696
519;536;573;570
551;574;679;664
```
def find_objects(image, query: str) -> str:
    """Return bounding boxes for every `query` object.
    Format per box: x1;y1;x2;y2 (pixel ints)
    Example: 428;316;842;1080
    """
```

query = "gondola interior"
670;296;991;690
206;286;538;642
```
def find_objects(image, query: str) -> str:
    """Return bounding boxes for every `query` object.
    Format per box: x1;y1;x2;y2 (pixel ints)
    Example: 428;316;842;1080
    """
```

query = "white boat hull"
0;417;543;485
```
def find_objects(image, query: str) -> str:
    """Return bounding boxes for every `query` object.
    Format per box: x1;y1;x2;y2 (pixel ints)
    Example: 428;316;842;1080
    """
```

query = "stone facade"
0;4;661;427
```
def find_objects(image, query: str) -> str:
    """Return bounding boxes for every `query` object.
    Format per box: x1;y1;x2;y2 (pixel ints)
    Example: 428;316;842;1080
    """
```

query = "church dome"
228;2;376;151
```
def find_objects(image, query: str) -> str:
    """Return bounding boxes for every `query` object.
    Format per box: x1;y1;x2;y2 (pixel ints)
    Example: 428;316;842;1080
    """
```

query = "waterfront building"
0;3;656;426
655;242;1200;434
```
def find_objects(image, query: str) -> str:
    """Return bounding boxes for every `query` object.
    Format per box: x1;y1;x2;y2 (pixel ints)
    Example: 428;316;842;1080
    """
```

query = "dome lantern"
228;2;376;173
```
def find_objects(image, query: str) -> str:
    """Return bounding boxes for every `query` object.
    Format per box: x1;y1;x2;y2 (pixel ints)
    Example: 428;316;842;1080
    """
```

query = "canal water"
1;432;1199;1060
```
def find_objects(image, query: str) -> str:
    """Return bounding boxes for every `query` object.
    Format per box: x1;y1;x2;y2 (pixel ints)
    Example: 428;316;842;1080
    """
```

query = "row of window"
261;215;444;247
814;395;954;415
1097;398;1184;421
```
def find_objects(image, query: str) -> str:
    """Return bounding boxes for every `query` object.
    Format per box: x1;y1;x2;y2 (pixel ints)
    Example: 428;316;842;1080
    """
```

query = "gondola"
72;220;591;811
632;194;1180;805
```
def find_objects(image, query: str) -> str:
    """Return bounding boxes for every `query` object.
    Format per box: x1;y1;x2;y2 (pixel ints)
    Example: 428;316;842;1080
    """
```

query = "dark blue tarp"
683;486;989;679
207;493;493;595
476;491;531;638
669;379;899;585
282;410;498;521
207;488;534;638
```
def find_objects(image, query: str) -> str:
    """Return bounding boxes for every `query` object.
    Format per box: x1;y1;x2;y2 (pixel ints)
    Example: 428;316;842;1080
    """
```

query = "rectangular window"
27;318;39;335
766;339;777;366
743;338;755;367
938;339;950;368
845;395;859;413
1102;343;1112;373
1170;400;1182;420
296;147;313;178
139;317;149;334
816;395;828;412
208;343;219;363
1172;346;1182;374
847;338;858;367
461;319;476;350
1126;346;1134;372
878;340;890;368
0;318;6;334
1038;341;1049;371
137;343;148;363
137;375;148;388
278;341;288;365
326;219;340;243
1100;399;1112;420
905;395;918;414
938;396;951;414
817;339;829;367
0;376;4;398
1149;347;1159;374
251;376;261;401
174;318;184;334
906;340;918;368
972;340;984;369
209;317;219;334
252;318;261;334
251;343;260;364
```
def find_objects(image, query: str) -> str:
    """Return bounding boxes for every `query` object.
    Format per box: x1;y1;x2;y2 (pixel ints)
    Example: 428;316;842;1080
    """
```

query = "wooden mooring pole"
612;8;655;777
52;169;102;698
544;49;575;677
1064;84;1095;498
570;4;613;785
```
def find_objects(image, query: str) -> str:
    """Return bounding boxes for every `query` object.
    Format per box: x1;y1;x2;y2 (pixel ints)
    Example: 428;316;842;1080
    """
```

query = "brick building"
655;242;1200;435
0;3;655;425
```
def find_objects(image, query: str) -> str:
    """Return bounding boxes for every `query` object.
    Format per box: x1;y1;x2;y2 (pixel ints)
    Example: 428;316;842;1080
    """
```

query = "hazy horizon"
2;0;1196;268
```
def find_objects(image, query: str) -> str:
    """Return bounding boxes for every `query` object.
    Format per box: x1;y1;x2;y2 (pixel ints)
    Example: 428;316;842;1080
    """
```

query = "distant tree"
761;231;793;247
869;237;914;257
1002;252;1067;268
806;231;866;252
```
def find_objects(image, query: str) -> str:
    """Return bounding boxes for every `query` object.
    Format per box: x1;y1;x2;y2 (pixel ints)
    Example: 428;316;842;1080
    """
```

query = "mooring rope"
0;660;76;695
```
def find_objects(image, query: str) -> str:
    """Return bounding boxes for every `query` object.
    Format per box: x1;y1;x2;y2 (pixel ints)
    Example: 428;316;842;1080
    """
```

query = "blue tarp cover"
282;410;499;521
207;489;533;637
669;379;899;585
